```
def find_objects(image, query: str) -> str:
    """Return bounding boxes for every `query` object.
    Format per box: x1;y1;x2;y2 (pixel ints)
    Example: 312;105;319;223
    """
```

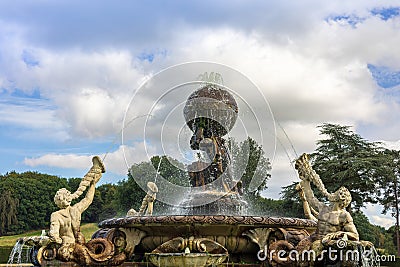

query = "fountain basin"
97;215;316;264
146;253;228;267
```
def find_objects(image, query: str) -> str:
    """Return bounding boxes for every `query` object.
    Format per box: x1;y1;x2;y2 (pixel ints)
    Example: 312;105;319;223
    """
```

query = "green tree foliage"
115;155;190;214
310;123;385;209
378;150;400;215
67;178;118;222
115;161;156;214
386;226;400;255
150;156;190;213
0;171;118;235
376;149;400;255
280;182;308;218
230;137;271;197
81;183;118;222
278;123;398;250
0;171;69;235
352;211;383;245
150;155;190;187
227;137;272;215
0;190;19;235
96;184;118;220
245;196;294;217
351;211;399;253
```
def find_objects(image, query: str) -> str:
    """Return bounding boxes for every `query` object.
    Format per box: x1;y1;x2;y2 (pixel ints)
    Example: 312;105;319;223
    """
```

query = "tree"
0;190;19;235
96;183;118;221
386;226;400;255
229;137;271;197
228;137;272;215
114;163;150;215
115;155;190;215
310;123;385;209
150;155;191;213
67;178;118;222
352;211;384;245
0;171;69;234
150;155;190;187
280;182;308;219
377;149;400;256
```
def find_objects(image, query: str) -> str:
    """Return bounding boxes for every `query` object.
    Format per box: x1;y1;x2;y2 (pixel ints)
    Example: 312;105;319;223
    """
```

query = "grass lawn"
0;223;99;247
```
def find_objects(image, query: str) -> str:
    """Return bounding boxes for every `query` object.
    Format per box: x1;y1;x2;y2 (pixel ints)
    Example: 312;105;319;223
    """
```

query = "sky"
1;0;400;228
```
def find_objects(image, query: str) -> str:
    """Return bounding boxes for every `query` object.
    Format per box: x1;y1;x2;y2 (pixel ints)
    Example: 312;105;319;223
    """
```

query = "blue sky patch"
368;64;400;88
326;7;400;27
21;49;39;67
371;7;400;20
138;52;155;62
325;14;364;27
10;88;42;99
137;49;167;63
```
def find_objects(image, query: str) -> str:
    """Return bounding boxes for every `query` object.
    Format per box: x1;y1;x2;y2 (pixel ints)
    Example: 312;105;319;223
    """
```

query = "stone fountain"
94;83;317;267
16;80;380;267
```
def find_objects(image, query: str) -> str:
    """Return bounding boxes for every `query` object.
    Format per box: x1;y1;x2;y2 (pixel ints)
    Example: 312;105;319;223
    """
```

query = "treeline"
0;172;118;235
0;124;399;255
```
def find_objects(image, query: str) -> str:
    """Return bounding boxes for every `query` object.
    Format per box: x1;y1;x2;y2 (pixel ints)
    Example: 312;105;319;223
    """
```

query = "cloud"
0;33;147;138
380;139;400;150
24;154;92;170
0;96;69;141
174;25;386;119
364;203;395;228
24;142;157;175
2;2;400;143
371;216;394;228
4;9;399;184
1;0;398;51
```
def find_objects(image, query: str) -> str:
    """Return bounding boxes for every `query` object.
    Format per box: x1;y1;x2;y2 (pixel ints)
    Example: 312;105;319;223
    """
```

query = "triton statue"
295;153;359;244
49;156;105;246
25;156;145;266
249;153;379;267
263;153;379;267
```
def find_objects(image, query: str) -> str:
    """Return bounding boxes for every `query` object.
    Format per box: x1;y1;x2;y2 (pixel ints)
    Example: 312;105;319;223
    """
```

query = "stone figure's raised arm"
295;154;332;198
296;183;318;221
299;180;325;211
74;157;105;213
295;154;328;211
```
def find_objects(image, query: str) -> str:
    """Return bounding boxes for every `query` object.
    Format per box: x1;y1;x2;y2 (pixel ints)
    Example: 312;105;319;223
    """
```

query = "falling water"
6;231;48;266
7;238;30;266
154;156;162;184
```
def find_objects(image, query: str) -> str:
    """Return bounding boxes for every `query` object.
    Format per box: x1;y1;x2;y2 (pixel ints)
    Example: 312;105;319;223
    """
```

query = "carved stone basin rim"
99;215;317;228
146;252;228;267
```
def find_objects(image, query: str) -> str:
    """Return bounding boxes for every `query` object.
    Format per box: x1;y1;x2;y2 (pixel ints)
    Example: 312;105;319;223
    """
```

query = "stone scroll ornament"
26;156;145;266
259;153;379;267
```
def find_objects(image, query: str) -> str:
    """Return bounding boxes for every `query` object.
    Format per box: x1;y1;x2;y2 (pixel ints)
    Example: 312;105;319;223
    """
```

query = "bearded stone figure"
295;153;359;244
265;153;378;267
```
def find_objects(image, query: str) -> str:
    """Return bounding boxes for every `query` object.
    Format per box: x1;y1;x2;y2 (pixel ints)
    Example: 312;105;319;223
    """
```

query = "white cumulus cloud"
24;142;157;175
